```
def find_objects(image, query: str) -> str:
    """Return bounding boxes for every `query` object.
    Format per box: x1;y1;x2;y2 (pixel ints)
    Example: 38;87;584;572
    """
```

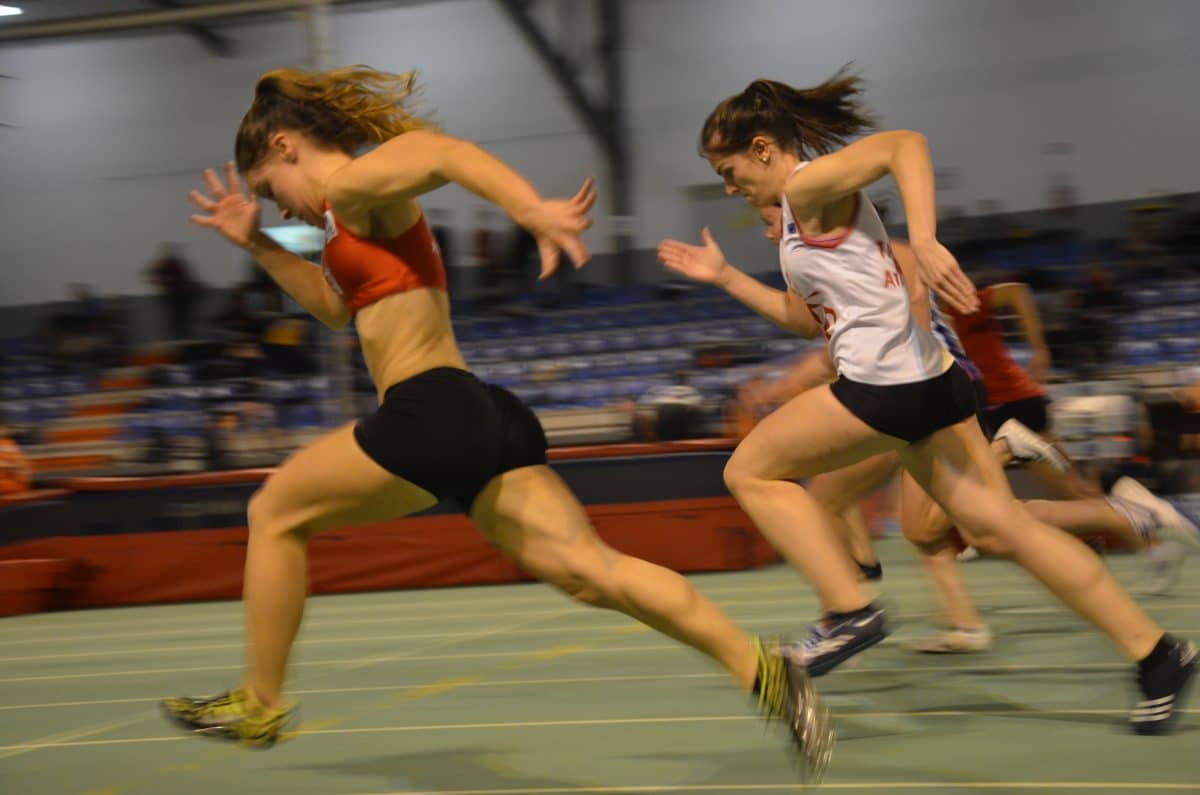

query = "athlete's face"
246;156;322;228
705;135;786;208
245;132;325;228
758;205;783;244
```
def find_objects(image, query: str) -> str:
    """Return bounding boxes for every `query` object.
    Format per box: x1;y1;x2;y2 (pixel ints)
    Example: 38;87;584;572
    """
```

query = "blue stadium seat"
512;341;541;360
539;338;572;358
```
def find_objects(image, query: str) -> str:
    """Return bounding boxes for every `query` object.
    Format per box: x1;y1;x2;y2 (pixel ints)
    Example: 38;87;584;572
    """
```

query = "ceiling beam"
149;0;235;57
0;0;317;42
495;0;632;277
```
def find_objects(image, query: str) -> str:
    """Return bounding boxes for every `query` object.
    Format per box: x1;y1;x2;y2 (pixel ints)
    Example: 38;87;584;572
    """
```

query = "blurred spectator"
99;294;134;366
514;223;578;309
243;257;284;315
200;338;265;385
145;243;203;340
1118;204;1172;279
473;208;519;308
634;373;705;442
1040;286;1079;374
203;409;240;471
1162;196;1200;258
1069;262;1125;377
427;208;461;298
428;208;455;268
0;421;33;496
207;285;266;342
39;283;112;376
261;315;317;375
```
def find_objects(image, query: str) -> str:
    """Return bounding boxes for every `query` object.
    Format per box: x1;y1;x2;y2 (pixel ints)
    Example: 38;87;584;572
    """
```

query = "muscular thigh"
254;423;438;535
733;385;903;482
807;451;902;515
899;470;953;545
899;416;1023;541
469;464;615;579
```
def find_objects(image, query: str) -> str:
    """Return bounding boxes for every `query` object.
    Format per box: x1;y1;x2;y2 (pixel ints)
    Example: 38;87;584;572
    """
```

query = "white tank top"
779;167;949;385
929;293;982;382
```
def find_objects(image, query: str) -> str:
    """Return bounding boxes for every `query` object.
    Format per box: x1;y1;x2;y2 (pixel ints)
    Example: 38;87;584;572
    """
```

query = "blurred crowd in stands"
3;193;1200;492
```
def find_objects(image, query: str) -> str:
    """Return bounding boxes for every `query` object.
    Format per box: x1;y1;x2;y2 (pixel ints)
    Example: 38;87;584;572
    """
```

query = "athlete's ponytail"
235;65;435;172
699;65;875;160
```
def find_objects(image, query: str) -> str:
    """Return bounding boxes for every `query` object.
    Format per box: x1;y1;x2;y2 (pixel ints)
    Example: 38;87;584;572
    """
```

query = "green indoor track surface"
2;538;1197;794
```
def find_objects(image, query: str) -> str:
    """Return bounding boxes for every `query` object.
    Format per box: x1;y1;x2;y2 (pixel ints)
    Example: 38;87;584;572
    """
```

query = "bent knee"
246;483;310;540
950;504;1029;557
723;451;769;496
901;517;946;547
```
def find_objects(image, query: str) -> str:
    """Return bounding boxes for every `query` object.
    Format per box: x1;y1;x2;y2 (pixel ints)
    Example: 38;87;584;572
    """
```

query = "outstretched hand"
522;177;597;279
911;239;979;314
657;227;730;285
187;161;261;249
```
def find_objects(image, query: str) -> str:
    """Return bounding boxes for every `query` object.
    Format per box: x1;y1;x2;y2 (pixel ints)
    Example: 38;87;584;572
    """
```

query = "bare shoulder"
368;199;424;239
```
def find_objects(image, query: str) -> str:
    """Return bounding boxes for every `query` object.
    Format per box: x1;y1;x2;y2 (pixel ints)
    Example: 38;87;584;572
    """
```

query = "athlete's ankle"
824;602;877;623
243;683;281;712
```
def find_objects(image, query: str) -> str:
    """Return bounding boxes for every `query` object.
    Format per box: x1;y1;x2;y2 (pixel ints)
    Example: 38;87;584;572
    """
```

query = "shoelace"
204;691;242;709
799;623;831;655
1108;496;1156;541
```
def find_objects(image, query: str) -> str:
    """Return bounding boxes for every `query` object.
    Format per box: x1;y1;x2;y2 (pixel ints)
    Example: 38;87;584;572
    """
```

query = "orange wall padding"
0;496;777;613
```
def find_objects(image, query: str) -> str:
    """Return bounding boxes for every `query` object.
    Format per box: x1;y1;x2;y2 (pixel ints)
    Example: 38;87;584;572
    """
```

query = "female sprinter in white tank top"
743;206;1191;655
658;69;1195;735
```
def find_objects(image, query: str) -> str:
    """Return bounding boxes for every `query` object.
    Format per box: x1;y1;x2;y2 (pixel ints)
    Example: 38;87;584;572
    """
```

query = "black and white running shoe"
1131;636;1197;736
783;605;891;677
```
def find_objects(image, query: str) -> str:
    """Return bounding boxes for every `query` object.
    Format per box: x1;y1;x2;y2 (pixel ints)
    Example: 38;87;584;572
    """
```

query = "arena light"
0;6;23;17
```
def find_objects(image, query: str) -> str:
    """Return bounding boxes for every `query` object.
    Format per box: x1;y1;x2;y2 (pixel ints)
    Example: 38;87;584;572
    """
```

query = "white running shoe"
994;419;1071;473
956;545;980;562
913;626;993;654
1111;476;1200;551
1138;540;1188;596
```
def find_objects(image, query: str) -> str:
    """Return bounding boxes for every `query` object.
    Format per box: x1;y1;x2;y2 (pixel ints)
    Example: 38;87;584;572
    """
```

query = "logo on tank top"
805;290;837;341
319;254;345;298
876;241;904;289
319;209;344;297
323;209;339;244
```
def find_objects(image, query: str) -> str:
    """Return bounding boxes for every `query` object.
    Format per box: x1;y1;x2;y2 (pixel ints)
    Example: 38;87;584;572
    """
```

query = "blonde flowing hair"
235;65;435;172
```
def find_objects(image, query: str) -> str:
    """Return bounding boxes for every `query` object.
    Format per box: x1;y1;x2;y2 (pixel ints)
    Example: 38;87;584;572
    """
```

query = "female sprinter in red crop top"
160;66;830;776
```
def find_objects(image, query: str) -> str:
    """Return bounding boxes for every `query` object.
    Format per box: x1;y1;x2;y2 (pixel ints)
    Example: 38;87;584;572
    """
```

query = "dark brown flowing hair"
235;65;435;172
700;65;876;160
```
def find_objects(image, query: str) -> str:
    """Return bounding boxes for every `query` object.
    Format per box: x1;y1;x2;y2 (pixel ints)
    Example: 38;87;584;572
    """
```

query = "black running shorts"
970;375;992;440
353;367;548;508
830;363;979;444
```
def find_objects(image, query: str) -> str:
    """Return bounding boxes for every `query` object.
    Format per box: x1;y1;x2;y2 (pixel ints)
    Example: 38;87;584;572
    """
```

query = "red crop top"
320;202;447;315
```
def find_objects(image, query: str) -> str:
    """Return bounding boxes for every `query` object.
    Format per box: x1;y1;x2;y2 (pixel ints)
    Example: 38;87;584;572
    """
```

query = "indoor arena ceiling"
0;0;442;35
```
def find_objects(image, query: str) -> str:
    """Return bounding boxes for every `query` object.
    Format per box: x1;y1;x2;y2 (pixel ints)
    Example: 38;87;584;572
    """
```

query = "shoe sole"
1114;478;1200;551
1131;657;1196;736
996;420;1071;473
913;637;992;654
805;626;891;677
782;660;835;783
159;701;282;749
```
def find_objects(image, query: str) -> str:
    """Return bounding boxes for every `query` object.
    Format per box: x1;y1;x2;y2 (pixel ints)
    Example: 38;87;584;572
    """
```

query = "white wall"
1;0;1199;305
630;0;1200;254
